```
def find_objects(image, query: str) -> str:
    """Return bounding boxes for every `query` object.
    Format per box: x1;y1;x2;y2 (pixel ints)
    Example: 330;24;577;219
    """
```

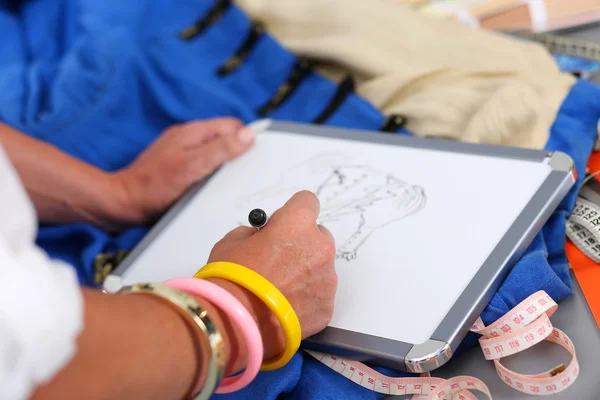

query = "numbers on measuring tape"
575;206;589;217
538;326;546;335
525;333;535;342
584;209;598;220
306;292;578;399
553;330;561;339
568;197;600;262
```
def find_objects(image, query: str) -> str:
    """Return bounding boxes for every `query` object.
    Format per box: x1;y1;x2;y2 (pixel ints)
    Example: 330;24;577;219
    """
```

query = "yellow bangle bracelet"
194;262;302;371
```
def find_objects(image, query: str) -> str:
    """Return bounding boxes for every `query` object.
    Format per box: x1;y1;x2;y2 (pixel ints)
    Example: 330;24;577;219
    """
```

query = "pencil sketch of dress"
236;153;426;261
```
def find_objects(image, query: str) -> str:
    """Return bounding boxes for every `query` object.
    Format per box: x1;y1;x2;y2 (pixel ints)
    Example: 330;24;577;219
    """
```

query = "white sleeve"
0;146;83;400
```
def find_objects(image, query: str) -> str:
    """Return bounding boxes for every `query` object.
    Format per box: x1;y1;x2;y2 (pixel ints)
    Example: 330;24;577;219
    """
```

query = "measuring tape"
305;291;578;399
510;31;600;62
567;197;600;262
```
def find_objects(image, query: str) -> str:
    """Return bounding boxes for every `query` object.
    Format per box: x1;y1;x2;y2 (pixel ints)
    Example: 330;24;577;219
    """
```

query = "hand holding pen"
208;192;337;342
248;208;269;230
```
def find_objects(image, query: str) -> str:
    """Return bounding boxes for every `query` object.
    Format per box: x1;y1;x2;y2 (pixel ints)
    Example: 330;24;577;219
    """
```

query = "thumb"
195;126;255;172
222;226;257;241
178;118;245;145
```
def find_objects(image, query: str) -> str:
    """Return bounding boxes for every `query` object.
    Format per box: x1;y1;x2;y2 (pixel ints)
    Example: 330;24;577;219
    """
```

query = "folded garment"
236;0;576;149
0;1;598;399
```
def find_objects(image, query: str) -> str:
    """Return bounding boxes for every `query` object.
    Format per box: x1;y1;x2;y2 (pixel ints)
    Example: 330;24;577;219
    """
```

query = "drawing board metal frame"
103;119;575;373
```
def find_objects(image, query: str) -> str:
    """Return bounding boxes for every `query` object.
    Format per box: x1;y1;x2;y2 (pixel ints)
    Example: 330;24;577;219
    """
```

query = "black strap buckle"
179;0;231;41
257;58;312;116
217;21;266;76
312;75;355;124
380;114;407;133
94;250;130;285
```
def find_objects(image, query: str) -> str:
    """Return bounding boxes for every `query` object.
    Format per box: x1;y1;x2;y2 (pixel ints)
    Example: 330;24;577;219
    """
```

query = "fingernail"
237;127;255;144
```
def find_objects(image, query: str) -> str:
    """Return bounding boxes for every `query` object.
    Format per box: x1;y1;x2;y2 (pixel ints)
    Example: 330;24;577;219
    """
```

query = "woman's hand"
206;191;338;362
114;118;254;226
0;119;253;232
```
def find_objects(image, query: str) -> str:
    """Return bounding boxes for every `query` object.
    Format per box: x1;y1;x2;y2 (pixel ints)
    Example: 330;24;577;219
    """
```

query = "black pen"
248;208;269;230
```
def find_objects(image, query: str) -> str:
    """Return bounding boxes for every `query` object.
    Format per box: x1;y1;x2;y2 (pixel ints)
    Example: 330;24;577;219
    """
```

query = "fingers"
189;124;255;175
276;191;321;222
179;118;246;146
318;224;335;245
221;226;256;241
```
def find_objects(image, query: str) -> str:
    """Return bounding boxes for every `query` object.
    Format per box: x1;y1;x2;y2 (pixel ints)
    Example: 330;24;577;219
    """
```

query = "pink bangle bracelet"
164;277;263;394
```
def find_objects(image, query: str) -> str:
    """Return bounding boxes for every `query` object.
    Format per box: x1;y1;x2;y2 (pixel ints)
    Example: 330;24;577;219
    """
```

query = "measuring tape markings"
304;350;491;399
494;329;578;396
566;197;600;262
306;291;578;399
511;31;600;63
473;291;578;395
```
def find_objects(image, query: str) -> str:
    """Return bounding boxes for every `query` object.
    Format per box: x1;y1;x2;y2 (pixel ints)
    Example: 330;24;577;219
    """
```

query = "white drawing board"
105;120;575;372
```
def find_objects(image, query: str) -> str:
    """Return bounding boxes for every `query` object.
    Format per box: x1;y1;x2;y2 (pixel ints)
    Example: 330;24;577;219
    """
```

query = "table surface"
388;23;600;400
433;271;599;400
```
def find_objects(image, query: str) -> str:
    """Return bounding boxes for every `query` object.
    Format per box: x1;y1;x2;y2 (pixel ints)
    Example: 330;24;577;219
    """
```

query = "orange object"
566;241;600;329
586;150;600;177
566;151;600;330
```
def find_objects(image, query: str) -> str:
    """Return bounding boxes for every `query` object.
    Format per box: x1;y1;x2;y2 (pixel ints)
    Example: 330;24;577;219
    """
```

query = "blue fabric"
1;1;600;399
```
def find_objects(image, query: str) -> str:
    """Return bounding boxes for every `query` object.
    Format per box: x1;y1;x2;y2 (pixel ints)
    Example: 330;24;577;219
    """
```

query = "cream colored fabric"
235;0;575;149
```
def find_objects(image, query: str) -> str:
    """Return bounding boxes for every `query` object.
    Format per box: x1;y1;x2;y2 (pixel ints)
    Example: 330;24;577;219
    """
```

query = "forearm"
30;281;284;400
0;123;133;230
31;288;233;400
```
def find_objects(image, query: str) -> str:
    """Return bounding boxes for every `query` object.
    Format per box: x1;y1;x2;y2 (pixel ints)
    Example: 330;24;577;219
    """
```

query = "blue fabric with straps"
1;1;600;399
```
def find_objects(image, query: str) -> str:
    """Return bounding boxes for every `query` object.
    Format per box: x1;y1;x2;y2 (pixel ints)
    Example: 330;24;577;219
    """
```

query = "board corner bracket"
405;339;453;373
548;151;575;175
